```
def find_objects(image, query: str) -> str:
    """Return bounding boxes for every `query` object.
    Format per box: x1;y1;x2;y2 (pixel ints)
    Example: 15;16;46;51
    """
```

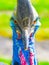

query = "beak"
22;29;29;50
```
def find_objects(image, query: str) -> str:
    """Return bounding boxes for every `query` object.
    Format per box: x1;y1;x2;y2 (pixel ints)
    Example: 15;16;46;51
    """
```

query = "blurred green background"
0;0;49;65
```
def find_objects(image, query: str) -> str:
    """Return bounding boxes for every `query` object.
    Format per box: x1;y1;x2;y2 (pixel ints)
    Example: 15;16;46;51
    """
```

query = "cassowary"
10;0;41;65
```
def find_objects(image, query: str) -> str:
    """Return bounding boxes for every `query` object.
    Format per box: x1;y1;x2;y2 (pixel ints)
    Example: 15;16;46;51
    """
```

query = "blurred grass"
35;28;49;41
0;14;12;38
0;0;16;10
38;62;49;65
0;58;11;65
0;0;49;40
0;58;49;65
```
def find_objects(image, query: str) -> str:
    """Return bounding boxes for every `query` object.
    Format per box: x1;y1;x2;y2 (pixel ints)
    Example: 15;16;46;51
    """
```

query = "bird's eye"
14;20;17;24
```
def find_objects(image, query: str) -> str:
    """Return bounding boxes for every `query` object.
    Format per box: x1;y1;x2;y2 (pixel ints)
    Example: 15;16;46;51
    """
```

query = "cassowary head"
16;0;34;50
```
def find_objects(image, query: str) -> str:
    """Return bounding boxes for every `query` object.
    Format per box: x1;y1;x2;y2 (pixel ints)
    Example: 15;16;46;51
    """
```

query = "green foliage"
0;0;16;10
0;14;10;28
0;57;11;65
0;14;12;38
38;61;49;65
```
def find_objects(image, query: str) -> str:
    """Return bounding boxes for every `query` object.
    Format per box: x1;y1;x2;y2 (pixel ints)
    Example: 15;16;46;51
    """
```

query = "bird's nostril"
23;27;28;30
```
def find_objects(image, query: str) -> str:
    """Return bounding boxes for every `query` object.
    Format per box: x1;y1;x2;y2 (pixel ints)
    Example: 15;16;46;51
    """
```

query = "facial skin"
16;0;34;50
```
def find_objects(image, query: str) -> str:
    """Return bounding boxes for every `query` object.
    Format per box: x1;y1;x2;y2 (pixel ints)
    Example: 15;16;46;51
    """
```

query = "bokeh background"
0;0;49;65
